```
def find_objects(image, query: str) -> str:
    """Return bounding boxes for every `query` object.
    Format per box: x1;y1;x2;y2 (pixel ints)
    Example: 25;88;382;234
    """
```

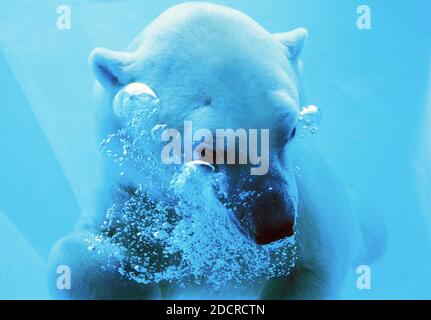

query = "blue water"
0;0;430;299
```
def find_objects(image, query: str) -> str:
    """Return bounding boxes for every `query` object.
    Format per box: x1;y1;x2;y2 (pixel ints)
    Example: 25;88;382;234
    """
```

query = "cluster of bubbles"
87;83;299;291
294;104;322;178
298;104;321;138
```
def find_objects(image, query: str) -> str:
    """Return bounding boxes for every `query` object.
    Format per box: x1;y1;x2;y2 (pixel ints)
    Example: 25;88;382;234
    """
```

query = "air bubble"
153;230;169;240
134;265;146;273
113;82;159;119
299;104;321;137
151;124;167;140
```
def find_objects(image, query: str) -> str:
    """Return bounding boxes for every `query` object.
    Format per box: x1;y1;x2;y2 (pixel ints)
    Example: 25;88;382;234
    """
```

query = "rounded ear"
89;48;135;92
274;27;308;61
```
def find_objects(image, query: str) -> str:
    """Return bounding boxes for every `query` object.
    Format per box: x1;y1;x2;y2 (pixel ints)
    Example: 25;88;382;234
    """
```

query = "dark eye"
290;127;297;140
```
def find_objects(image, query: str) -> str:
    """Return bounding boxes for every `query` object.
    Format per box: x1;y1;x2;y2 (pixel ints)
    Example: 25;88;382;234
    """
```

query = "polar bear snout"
251;189;296;245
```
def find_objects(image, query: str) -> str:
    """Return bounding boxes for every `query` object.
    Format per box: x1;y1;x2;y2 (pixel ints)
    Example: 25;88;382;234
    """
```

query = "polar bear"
48;2;382;299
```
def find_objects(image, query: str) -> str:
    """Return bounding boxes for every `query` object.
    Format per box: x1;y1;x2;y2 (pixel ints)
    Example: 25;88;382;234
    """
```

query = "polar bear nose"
251;190;295;245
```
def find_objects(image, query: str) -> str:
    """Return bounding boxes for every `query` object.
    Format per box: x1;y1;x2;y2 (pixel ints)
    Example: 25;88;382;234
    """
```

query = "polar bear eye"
193;145;215;163
279;126;296;147
290;127;297;139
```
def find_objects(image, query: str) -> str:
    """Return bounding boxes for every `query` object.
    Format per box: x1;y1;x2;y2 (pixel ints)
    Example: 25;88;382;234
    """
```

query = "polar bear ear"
89;48;135;91
274;27;308;61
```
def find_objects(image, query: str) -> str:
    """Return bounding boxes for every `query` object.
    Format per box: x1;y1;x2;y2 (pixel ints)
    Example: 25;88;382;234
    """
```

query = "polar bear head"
90;2;308;245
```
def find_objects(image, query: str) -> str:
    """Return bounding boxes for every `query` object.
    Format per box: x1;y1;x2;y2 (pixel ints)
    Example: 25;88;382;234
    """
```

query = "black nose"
251;190;295;245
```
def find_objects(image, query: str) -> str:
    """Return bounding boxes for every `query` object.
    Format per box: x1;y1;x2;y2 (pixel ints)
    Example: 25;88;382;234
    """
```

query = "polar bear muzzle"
251;189;296;245
227;174;297;245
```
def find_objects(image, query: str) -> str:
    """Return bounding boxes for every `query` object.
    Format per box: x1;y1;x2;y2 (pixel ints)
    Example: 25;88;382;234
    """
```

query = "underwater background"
0;0;430;299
